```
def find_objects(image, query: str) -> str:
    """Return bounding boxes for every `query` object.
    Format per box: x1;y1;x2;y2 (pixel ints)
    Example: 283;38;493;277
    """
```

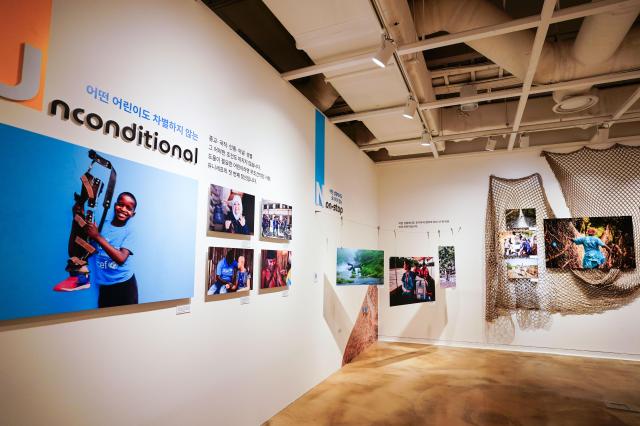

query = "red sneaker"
53;276;91;292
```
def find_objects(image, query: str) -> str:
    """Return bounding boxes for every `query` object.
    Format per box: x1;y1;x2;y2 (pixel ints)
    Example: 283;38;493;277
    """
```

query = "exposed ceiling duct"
439;85;639;137
413;0;640;112
220;0;640;161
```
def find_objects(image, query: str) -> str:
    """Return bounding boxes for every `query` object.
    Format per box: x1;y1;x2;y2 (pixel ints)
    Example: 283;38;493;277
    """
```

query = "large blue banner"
0;124;197;320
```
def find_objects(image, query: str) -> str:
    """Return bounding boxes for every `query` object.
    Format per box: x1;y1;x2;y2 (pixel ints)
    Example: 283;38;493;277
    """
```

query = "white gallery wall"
0;1;378;425
377;142;640;360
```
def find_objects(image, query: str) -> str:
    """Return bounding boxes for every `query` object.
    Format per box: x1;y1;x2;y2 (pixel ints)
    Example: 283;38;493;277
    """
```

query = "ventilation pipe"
552;4;640;102
414;0;640;111
377;0;441;136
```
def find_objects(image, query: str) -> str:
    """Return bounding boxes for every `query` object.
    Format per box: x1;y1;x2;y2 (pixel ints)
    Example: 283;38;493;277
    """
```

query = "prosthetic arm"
54;150;117;292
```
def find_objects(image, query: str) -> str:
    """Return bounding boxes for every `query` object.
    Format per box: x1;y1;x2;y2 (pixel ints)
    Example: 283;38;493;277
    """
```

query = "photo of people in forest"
206;247;253;296
208;184;255;235
389;256;436;306
544;216;636;270
260;250;291;289
336;248;384;285
500;230;538;258
261;200;292;240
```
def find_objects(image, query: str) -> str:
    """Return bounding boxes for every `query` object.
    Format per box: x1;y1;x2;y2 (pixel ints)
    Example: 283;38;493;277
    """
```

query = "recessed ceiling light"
552;94;599;114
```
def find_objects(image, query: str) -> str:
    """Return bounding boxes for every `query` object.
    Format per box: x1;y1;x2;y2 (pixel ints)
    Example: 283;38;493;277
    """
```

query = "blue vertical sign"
315;109;325;207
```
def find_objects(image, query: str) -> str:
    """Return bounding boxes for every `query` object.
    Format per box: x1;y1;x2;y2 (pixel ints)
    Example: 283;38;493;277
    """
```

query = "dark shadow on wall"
391;284;448;343
323;275;351;355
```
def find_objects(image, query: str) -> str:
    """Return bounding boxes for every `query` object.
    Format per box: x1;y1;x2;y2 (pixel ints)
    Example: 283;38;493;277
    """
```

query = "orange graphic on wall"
0;0;52;110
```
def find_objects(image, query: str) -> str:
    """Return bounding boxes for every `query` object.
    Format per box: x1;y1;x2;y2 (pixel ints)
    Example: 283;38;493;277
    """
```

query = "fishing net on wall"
485;174;555;321
543;144;640;308
485;145;640;322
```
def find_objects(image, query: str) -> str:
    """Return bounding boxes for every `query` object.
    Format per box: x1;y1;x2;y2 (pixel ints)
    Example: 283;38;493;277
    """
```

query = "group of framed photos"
207;184;292;298
336;246;457;308
499;208;636;281
501;208;539;281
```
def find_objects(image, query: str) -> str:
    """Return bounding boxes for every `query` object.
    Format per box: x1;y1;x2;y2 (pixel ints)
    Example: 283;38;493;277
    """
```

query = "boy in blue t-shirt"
208;250;237;295
85;192;139;308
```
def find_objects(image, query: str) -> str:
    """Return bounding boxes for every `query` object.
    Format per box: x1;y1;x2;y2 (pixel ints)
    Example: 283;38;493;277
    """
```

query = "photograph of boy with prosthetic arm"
0;124;197;321
52;150;139;307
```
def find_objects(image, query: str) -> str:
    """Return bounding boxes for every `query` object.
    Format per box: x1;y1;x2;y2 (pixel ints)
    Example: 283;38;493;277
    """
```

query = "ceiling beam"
430;63;502;79
374;135;640;165
430;111;640;142
606;85;640;127
330;105;405;124
328;70;640;124
360;137;422;151
280;0;640;81
528;70;640;95
433;77;521;96
400;0;640;55
507;0;557;151
369;0;439;158
398;15;540;55
422;88;523;110
281;50;377;81
359;111;640;151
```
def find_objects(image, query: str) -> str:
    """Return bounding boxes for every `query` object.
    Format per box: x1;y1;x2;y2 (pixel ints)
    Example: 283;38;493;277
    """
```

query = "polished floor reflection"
266;342;640;425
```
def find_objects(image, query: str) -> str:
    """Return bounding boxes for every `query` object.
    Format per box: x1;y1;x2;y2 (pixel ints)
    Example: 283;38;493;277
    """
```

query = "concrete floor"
265;342;640;426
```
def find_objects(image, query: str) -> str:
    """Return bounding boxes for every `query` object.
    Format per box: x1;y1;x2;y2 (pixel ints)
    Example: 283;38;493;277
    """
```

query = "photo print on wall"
389;257;436;306
208;184;255;235
336;248;384;285
260;250;291;289
500;230;538;258
438;246;456;288
206;247;253;296
0;124;197;320
505;208;537;230
544;216;636;270
506;258;539;280
261;200;292;240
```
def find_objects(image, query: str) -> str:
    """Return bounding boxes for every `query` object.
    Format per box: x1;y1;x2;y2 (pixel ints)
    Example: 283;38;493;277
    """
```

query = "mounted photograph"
389;256;436;306
208;184;255;235
544;216;636;270
336;248;384;285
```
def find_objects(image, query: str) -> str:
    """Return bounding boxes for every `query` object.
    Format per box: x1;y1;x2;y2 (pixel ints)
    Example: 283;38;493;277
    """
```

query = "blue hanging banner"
314;109;325;207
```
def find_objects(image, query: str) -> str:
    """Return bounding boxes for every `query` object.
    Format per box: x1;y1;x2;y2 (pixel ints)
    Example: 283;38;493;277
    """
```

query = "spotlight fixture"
372;35;395;68
420;131;431;146
519;133;530;148
485;136;496;152
402;96;417;120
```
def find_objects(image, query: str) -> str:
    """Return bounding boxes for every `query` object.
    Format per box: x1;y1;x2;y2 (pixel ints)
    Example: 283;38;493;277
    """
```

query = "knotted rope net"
485;144;640;322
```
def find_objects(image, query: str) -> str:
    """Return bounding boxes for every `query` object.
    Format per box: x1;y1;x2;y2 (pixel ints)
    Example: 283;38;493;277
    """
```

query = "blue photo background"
0;124;197;320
